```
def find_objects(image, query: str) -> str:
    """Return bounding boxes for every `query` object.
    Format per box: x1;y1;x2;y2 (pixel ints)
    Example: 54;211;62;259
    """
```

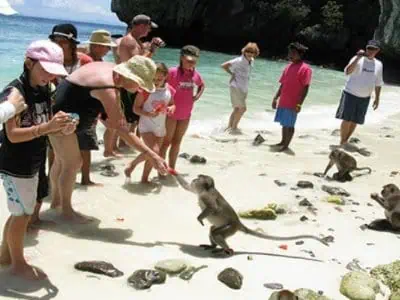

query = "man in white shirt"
335;40;384;145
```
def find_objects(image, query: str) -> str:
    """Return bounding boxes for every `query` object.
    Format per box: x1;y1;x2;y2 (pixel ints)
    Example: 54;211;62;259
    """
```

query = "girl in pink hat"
0;40;75;280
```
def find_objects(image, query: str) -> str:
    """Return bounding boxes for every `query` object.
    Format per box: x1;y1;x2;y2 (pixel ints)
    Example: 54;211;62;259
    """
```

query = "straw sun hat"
85;29;117;47
113;55;156;93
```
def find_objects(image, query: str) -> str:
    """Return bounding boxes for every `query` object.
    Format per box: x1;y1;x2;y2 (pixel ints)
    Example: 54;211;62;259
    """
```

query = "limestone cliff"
110;0;399;72
375;0;400;59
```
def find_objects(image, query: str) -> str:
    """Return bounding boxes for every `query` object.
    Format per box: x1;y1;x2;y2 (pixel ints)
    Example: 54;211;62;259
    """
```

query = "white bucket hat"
113;56;156;93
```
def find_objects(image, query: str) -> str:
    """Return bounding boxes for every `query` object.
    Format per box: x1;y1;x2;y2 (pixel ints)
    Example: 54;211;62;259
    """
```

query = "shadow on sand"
28;212;162;249
0;271;58;300
269;145;296;156
157;241;324;262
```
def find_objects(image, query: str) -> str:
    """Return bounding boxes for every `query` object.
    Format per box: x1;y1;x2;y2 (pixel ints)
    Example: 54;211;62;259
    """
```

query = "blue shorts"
335;91;370;125
274;107;297;128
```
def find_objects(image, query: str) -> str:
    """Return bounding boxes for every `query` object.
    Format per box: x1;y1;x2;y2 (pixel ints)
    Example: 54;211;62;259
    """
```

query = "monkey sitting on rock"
369;184;400;232
173;173;329;256
323;149;371;182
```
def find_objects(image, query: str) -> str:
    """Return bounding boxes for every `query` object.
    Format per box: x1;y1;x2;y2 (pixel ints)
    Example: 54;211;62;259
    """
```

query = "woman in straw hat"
49;55;168;223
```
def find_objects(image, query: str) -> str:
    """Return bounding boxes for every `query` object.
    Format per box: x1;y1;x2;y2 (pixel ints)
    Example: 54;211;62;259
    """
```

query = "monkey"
174;174;329;256
370;183;400;230
323;149;371;182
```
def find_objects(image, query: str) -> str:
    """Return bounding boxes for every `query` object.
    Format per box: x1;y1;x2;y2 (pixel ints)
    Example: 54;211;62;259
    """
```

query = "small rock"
367;203;373;207
247;256;253;261
371;260;400;292
264;283;284;290
295;288;333;300
179;152;190;159
335;206;344;212
128;269;166;290
217;268;243;290
360;224;368;231
328;228;335;232
155;259;187;275
366;242;375;246
385;135;395;138
301;250;315;257
346;259;366;272
352;201;360;206
290;187;299;191
340;271;381;300
239;207;277;220
325;195;345;205
253;134;265;146
258;173;267;177
381;126;392;130
355;216;365;220
179;265;208;281
274;179;287;187
322;235;335;244
74;261;124;278
299;198;312;207
307;206;318;215
295;241;304;245
189;155;207;164
390;171;399;177
322;185;350;197
351;210;357;213
297;181;314;189
300;215;309;222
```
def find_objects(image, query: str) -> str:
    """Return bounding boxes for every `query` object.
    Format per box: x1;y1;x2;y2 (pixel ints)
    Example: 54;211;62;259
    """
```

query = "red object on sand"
168;167;178;176
116;218;125;222
279;244;288;250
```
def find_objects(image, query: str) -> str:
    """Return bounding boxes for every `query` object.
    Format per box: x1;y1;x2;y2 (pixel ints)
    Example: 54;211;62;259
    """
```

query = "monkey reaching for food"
174;173;329;256
323;149;371;182
370;183;400;231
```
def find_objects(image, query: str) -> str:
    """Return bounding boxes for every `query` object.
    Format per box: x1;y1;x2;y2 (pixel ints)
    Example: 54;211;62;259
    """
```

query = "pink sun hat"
25;40;68;77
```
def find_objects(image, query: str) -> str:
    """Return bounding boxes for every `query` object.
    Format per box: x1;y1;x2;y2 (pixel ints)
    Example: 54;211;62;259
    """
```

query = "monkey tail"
355;167;372;173
240;224;329;246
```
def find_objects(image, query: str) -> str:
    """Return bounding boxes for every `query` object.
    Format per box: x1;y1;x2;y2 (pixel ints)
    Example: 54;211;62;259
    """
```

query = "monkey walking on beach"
370;183;400;231
173;173;329;256
323;149;372;182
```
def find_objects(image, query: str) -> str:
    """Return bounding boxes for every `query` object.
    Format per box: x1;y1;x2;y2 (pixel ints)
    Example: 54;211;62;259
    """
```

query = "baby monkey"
370;183;400;230
175;174;329;256
323;149;371;182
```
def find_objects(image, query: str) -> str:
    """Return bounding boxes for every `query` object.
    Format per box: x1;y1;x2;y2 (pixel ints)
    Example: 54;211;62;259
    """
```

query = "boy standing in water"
271;42;312;152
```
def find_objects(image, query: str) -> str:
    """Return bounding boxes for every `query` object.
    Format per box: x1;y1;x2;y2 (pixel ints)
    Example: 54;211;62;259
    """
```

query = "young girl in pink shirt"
160;45;205;170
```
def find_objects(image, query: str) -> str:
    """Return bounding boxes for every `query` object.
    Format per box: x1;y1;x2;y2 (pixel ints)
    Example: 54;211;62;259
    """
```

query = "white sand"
1;113;400;299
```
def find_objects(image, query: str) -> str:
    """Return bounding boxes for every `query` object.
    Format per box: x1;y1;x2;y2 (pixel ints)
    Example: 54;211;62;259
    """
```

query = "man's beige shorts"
230;87;248;108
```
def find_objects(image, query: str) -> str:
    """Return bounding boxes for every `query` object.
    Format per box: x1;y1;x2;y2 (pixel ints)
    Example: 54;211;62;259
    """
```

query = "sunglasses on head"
366;46;379;51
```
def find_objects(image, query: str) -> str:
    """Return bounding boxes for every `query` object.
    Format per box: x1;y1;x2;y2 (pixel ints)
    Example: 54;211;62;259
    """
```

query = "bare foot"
277;146;289;152
11;264;47;281
80;180;104;187
28;219;56;231
103;151;123;159
50;200;60;209
61;210;93;224
270;142;284;147
140;179;151;184
124;166;134;179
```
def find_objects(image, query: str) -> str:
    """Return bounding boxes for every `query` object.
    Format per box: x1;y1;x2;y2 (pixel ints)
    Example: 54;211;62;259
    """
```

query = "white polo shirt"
228;55;253;93
344;56;384;98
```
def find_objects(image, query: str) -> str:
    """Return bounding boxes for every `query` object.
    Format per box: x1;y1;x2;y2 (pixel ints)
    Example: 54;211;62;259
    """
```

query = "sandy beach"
0;109;400;299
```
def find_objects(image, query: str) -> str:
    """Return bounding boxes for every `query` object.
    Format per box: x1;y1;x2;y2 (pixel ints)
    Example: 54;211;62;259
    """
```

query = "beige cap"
85;30;117;47
113;55;156;93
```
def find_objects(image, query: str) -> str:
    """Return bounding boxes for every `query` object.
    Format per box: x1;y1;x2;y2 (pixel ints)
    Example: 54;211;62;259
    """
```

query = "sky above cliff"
8;0;123;25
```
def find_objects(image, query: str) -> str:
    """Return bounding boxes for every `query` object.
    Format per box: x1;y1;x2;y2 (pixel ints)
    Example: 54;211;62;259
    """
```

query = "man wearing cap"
118;14;164;61
335;40;384;145
104;14;165;156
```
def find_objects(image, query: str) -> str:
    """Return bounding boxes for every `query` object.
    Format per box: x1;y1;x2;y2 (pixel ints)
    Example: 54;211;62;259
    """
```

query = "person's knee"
240;107;247;113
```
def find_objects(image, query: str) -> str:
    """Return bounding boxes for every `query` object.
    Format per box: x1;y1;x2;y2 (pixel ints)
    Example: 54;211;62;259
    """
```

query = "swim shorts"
274;107;298;128
335;91;370;125
1;173;38;216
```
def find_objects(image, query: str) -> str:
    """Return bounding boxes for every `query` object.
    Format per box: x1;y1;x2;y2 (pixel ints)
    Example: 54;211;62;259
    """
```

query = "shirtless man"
104;15;165;156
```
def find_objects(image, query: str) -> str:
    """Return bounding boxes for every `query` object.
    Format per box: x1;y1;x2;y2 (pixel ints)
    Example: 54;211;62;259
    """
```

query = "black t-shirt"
0;72;52;178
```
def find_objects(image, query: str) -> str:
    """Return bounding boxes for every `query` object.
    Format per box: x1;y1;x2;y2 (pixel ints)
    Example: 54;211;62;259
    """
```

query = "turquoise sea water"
1;14;399;136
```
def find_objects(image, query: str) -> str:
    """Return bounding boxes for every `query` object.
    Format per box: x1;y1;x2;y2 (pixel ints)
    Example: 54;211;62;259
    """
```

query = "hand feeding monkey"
174;173;329;256
323;149;371;182
370;183;400;230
